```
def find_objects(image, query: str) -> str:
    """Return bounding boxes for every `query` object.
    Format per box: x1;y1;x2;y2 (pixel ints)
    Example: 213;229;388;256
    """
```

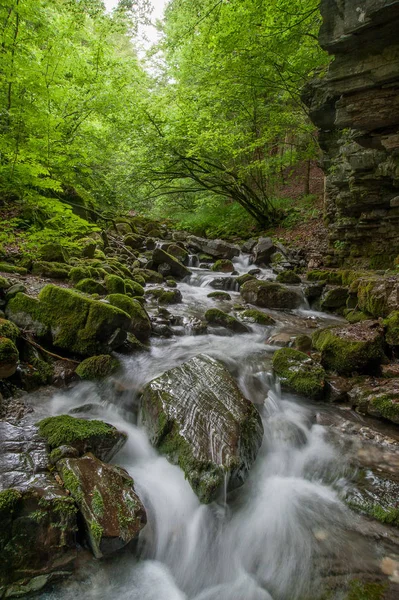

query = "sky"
103;0;168;45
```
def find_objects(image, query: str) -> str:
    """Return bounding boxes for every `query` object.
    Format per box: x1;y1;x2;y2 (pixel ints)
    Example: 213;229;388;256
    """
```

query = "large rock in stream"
187;236;240;260
240;279;303;309
141;354;263;503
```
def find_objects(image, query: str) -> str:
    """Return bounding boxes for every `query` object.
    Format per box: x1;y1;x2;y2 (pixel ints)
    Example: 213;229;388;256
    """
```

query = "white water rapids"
37;256;375;600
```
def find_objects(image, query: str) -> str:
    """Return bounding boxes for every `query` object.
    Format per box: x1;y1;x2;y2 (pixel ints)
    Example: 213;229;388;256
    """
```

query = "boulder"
38;242;69;264
0;318;19;341
76;355;120;380
205;309;250;333
211;259;234;273
6;285;131;356
241;238;257;253
132;268;163;284
0;337;19;379
124;233;145;249
124;280;145;296
240;279;303;309
75;278;107;295
356;276;399;318
207;291;231;300
152;248;190;279
32;261;71;279
235;273;256;287
252;237;276;265
57;454;146;558
106;294;151;340
166;244;188;263
0;263;27;275
38;415;126;462
349;379;399;425
141;354;263;503
105;274;125;294
275;271;301;284
147;287;182;305
241;309;275;325
312;320;385;375
272;348;326;398
384;311;399;346
187;236;240;260
320;286;349;311
0;422;77;597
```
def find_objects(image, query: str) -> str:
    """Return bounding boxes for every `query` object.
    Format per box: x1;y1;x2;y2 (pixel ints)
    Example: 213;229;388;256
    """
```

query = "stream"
26;255;395;599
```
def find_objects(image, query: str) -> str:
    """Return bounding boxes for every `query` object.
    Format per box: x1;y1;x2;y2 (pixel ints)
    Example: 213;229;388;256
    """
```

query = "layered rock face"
305;0;399;268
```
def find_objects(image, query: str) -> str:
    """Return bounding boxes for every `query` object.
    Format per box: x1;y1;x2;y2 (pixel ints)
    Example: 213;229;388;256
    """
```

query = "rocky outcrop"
304;0;399;268
187;236;240;260
141;354;263;503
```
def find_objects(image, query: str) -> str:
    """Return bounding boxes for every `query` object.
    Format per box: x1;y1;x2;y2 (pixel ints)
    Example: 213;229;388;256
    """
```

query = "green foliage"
37;414;114;449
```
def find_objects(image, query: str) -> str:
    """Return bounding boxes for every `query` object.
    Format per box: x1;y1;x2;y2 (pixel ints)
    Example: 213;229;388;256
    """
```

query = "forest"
0;0;327;249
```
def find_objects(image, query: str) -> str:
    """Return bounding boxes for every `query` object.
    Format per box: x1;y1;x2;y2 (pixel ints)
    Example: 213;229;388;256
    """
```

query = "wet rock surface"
141;354;264;503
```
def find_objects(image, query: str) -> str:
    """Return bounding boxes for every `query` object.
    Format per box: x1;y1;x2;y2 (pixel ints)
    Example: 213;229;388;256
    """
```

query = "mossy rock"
276;271;301;284
312;321;385;375
106;293;151;340
6;285;131;356
205;308;249;333
15;343;53;390
241;309;275;325
211;259;234;273
69;265;100;283
32;261;71;279
240;279;302;309
320;286;349;311
148;287;182;305
124;233;145;249
384;311;399;346
38;242;69;264
0;318;20;341
75;278;107;295
105;274;125;295
76;355;120;380
78;238;97;259
207;291;231;300
132;268;163;284
124;279;144;297
344;310;370;324
294;334;312;353
272;347;325;398
166;278;177;288
307;270;343;285
350;380;399;424
356;276;399;318
131;273;146;286
0;276;11;289
167;244;188;263
235;273;256;286
0;262;27;275
0;336;19;379
37;414;126;461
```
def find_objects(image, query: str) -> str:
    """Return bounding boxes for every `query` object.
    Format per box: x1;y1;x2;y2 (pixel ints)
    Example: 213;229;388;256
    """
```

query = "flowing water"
34;256;382;600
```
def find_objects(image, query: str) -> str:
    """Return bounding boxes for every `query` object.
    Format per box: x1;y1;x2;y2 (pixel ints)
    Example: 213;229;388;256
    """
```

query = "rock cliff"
304;0;399;268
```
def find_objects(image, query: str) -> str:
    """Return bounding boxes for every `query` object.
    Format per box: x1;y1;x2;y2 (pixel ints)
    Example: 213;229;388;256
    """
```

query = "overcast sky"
103;0;168;45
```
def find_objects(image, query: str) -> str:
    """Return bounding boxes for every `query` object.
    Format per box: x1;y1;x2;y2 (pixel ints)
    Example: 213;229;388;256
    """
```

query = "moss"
38;414;114;449
105;274;125;294
207;291;231;300
0;336;18;363
90;520;104;545
148;288;182;304
32;261;71;279
166;278;177;288
132;274;146;286
0;489;22;512
91;489;104;518
272;347;325;398
384;311;399;346
0;318;20;341
205;308;248;333
106;293;148;323
107;260;132;280
211;259;234;272
124;279;144;296
356;278;391;318
312;325;384;375
344;310;370;324
0;262;27;275
0;276;10;289
132;268;163;284
276;271;301;284
307;270;342;284
69;266;96;283
75;278;107;295
370;394;399;422
345;580;386;600
75;355;120;380
241;309;275;325
235;273;256;286
294;334;312;352
38;242;69;263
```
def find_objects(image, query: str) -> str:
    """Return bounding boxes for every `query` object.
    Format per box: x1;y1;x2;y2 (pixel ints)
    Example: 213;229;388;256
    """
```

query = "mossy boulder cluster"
141;354;263;503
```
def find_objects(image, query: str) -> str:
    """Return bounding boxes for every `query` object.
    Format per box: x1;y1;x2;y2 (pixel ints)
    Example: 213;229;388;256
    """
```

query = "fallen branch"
21;335;80;365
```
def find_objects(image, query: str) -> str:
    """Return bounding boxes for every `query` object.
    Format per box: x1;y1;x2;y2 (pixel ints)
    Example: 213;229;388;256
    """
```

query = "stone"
312;320;385;375
384;311;399;345
276;271;301;284
187;236;240;260
252;237;276;265
38;415;126;462
57;454;146;559
205;308;250;333
241;238;257;253
325;375;354;403
240;279;303;309
6;285;131;356
209;277;239;292
32;261;71;279
240;309;275;325
147;287;182;305
38;242;69;264
0;337;19;379
76;355;120;380
235;273;256;287
272;348;326;398
349;379;399;424
105;274;125;294
75;278;107;295
141;354;263;503
124;233;145;249
0;318;19;341
211;259;234;273
0;263;27;275
106;294;151;340
294;334;312;353
5;283;26;300
356;276;399;318
152;248;191;279
166;244;188;263
207;291;231;300
320;286;349;311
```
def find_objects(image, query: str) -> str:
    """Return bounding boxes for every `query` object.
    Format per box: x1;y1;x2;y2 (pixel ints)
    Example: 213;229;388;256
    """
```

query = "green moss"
91;489;104;518
0;262;27;275
207;291;231;300
124;279;144;296
344;310;370;324
241;309;275;325
211;259;234;272
384;311;399;346
205;308;248;333
272;347;325;398
132;268;163;284
0;318;20;341
0;336;18;363
38;414;114;449
32;261;71;279
276;271;301;284
75;354;120;380
346;579;386;600
307;270;342;284
235;273;256;286
132;274;146;286
370;394;399;422
0;275;10;289
166;278;177;288
69;266;100;283
90;520;104;544
0;489;22;512
356;278;390;318
148;288;182;304
75;278;107;295
38;242;69;263
105;274;125;294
